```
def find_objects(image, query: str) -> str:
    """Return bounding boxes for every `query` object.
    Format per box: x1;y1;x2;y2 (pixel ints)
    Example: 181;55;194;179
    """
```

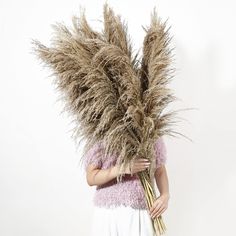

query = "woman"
84;137;170;236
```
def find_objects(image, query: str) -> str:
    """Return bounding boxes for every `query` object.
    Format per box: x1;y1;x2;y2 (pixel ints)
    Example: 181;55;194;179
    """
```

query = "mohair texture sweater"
84;137;167;210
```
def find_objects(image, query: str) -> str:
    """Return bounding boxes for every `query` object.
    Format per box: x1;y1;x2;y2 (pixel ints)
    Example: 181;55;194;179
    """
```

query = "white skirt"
90;205;155;236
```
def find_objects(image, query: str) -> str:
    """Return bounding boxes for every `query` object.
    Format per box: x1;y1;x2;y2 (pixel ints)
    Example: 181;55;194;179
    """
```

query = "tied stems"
137;171;167;235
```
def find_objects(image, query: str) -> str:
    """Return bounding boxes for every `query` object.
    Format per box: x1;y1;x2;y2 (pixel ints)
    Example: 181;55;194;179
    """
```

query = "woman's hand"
122;158;151;175
149;194;170;219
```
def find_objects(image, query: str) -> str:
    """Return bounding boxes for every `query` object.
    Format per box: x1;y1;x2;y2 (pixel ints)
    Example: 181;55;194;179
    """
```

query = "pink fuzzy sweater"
84;138;167;210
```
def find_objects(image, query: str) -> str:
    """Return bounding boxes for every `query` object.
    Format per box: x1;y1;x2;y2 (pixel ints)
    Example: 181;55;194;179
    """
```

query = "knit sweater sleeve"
154;137;167;168
84;142;103;170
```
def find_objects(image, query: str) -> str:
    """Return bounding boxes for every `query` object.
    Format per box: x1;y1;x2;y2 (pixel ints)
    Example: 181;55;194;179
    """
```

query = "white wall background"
0;0;236;235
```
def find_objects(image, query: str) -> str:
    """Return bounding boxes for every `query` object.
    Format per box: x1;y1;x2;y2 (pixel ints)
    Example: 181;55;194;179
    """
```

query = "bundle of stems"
138;171;167;235
31;3;187;235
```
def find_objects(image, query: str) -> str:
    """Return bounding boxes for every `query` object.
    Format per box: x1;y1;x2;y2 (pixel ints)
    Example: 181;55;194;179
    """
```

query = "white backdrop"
0;0;236;235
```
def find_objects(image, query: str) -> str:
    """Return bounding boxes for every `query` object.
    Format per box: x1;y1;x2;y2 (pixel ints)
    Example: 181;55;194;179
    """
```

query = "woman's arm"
154;165;170;197
149;165;170;219
86;158;151;186
86;164;119;186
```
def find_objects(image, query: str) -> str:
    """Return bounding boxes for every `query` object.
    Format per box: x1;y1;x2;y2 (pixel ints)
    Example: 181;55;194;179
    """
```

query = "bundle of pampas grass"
31;3;190;235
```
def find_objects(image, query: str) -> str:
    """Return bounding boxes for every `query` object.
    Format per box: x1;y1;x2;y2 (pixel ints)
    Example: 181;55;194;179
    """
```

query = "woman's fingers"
151;205;166;219
135;158;150;163
135;161;150;168
126;158;151;174
134;159;150;166
149;196;169;219
122;158;150;174
132;160;150;173
150;201;162;218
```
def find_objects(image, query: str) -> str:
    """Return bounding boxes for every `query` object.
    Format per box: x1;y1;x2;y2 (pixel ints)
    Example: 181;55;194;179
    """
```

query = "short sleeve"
154;137;167;168
83;142;103;170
